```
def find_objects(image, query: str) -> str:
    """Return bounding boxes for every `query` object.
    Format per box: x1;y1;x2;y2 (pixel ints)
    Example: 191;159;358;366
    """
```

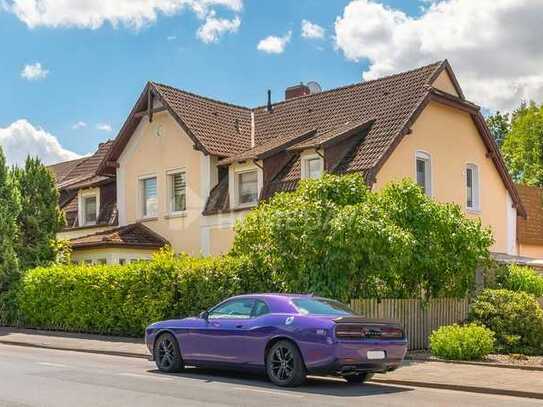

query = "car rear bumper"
304;339;407;376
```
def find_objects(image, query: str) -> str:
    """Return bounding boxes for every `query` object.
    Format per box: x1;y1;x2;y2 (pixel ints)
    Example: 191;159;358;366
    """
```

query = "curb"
406;355;543;372
0;339;148;360
370;378;543;400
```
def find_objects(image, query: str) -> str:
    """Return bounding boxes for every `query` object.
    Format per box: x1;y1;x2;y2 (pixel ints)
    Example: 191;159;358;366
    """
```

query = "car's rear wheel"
344;372;374;384
266;340;306;387
154;333;183;373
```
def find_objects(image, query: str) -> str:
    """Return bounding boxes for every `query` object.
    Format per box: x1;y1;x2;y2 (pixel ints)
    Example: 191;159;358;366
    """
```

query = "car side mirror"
199;310;209;321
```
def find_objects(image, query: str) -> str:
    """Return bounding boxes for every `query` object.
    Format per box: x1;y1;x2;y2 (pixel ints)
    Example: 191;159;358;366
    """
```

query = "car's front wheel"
266;340;306;387
154;333;184;373
344;372;374;384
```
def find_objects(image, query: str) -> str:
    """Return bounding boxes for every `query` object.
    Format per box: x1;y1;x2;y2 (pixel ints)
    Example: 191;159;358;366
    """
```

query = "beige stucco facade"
518;244;543;258
374;100;516;254
116;111;213;257
57;225;116;241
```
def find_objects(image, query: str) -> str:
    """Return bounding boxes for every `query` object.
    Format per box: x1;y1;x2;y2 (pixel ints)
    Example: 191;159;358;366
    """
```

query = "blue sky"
1;1;542;164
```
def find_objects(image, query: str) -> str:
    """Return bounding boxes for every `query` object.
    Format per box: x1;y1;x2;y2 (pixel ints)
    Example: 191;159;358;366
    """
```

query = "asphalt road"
0;344;539;407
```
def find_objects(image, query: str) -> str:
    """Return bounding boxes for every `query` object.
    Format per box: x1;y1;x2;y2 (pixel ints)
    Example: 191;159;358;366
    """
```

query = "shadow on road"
147;367;414;398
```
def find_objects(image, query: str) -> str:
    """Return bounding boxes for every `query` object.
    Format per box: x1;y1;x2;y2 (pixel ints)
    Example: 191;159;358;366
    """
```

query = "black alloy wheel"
154;333;183;373
266;340;306;387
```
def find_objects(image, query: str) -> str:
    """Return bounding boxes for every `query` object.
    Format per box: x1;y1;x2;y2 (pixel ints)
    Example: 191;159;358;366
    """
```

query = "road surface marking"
37;362;68;368
233;387;304;398
118;372;174;381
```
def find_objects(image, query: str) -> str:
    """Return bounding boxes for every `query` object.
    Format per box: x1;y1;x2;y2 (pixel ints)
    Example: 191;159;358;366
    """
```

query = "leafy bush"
16;250;274;336
496;264;543;297
232;175;492;302
469;289;543;355
429;323;495;360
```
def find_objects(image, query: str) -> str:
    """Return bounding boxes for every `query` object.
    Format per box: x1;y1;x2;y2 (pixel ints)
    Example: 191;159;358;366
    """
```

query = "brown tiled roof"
517;184;543;245
217;128;317;166
48;141;114;190
69;223;168;249
152;83;253;157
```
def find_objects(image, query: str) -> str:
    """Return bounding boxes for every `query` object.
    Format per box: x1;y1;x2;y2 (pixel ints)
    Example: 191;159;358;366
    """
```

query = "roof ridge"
151;81;252;112
150;61;444;114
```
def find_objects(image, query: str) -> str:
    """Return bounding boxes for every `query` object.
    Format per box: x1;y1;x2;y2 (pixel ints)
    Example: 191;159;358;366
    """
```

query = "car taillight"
335;324;404;340
378;327;404;339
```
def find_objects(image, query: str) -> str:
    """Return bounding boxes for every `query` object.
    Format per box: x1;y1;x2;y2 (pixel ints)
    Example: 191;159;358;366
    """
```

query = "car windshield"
292;298;353;316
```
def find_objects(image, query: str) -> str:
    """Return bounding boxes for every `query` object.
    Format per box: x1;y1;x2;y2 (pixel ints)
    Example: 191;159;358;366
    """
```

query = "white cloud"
21;62;49;81
334;0;543;112
4;0;243;29
0;119;81;166
72;121;87;130
96;123;113;132
196;12;240;43
301;19;325;39
257;31;292;54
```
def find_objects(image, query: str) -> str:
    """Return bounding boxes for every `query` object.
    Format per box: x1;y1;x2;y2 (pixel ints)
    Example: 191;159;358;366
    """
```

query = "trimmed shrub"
496;264;543;297
429;323;495;360
469;289;543;355
16;250;275;336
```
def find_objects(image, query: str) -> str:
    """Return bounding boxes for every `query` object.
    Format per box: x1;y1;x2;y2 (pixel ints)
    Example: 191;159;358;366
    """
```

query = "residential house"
50;60;526;264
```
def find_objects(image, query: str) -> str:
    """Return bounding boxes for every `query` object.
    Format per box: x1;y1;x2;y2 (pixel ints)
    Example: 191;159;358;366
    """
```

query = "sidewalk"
1;327;542;399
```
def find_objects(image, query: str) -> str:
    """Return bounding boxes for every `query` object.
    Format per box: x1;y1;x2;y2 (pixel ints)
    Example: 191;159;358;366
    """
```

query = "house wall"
71;247;156;264
518;244;543;258
117;111;214;256
374;100;515;254
432;70;460;97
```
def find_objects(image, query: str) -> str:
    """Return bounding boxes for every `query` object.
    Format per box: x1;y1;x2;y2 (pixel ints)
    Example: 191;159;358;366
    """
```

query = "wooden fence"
350;298;470;350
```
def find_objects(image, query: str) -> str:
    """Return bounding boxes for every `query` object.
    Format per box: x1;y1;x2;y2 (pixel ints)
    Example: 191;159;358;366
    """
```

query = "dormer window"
238;170;258;205
301;153;324;179
84;196;97;225
79;189;100;227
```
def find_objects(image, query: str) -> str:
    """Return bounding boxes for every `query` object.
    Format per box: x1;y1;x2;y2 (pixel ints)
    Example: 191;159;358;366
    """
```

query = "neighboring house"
48;141;168;264
516;184;543;258
50;60;526;264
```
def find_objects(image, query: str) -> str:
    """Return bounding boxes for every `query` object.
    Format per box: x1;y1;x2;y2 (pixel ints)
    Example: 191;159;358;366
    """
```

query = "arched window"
415;151;432;196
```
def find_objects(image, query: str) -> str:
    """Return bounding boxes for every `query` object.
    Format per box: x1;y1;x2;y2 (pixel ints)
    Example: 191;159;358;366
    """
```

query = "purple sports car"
145;294;407;387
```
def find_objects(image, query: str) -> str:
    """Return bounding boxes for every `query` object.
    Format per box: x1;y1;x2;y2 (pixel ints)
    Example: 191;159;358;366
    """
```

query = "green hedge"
429;323;495;360
496;264;543;297
16;250;275;336
469;289;543;355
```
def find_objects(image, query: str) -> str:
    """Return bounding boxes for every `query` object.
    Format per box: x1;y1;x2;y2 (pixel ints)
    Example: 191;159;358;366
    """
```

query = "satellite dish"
306;81;322;94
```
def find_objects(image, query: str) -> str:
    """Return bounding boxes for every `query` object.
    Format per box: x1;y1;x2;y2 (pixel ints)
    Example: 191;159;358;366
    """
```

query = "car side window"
209;299;255;320
252;300;270;317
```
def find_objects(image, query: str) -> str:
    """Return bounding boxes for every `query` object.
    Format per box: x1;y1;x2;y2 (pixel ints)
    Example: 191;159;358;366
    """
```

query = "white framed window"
301;155;324;179
140;176;158;218
168;171;187;214
79;189;99;226
97;258;107;265
466;163;480;211
237;170;258;206
415;151;432;196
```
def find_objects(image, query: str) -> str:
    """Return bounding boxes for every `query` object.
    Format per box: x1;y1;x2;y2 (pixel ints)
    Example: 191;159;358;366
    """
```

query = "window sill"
139;216;159;223
235;202;257;210
165;212;188;219
466;207;481;215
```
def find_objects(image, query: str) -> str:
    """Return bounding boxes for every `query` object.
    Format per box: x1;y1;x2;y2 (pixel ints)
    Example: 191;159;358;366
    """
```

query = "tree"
232;174;493;302
13;157;64;270
501;102;543;186
0;147;20;291
486;111;510;147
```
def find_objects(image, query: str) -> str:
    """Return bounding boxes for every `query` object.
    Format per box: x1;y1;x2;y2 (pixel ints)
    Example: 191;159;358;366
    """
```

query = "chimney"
285;83;310;100
267;89;273;112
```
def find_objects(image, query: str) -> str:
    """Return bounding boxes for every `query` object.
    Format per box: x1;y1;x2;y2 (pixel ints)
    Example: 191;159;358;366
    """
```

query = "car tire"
154;332;184;373
345;372;374;384
266;340;306;387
